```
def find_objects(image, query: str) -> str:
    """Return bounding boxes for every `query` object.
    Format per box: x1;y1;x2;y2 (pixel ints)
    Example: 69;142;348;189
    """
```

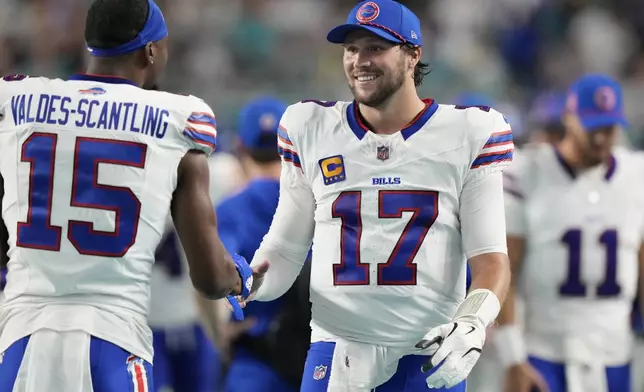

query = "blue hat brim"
327;24;403;45
581;114;629;131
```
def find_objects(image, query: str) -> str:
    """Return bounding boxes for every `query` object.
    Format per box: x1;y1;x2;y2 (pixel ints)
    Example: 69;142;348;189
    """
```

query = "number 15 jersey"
255;99;513;348
0;74;217;363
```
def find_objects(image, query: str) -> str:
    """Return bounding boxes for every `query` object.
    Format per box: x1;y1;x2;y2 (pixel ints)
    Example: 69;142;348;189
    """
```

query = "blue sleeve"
216;201;240;255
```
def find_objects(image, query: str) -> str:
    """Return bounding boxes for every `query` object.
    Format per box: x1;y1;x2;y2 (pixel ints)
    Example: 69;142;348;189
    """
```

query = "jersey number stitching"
16;132;147;257
331;190;439;286
559;228;621;297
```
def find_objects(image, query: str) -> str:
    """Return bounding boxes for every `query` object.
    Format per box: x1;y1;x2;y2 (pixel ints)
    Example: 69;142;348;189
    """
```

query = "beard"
349;66;406;109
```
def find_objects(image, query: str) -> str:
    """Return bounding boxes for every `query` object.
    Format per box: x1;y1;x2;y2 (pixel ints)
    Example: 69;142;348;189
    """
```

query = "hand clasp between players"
224;256;270;320
415;315;486;389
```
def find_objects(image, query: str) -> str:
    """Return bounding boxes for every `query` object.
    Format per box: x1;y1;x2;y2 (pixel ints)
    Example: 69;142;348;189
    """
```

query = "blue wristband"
232;254;253;299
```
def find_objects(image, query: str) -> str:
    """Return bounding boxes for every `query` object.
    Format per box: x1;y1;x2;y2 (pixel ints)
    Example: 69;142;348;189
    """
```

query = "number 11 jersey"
0;74;217;364
504;144;644;365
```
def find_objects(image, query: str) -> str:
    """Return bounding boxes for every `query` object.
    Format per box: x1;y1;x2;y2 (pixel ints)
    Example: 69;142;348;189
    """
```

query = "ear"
146;42;155;65
408;46;422;69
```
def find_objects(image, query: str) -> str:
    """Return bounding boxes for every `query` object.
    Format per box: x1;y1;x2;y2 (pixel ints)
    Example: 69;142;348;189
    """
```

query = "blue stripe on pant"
0;335;153;392
300;342;466;392
529;356;630;392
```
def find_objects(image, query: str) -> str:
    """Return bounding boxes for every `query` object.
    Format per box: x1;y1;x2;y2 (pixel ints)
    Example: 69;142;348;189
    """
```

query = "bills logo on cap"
594;86;617;111
356;1;380;23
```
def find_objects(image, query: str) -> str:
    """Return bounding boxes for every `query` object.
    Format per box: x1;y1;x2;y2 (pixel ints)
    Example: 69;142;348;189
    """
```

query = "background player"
214;97;310;392
149;152;244;392
496;73;644;392
235;0;513;390
0;0;256;390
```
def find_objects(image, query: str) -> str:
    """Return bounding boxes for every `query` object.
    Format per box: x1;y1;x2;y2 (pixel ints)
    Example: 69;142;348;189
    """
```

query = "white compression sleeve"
460;170;508;259
251;160;315;302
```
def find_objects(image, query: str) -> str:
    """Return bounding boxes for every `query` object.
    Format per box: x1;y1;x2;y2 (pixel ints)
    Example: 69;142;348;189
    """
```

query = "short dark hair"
243;132;281;164
247;148;281;164
85;0;149;49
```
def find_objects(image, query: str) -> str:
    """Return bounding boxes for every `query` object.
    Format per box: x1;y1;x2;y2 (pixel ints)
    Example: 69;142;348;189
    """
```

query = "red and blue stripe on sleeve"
277;125;301;169
183;112;217;152
471;130;514;169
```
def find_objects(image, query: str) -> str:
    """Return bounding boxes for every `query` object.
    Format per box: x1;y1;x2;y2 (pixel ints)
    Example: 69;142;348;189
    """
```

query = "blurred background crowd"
2;0;644;391
3;0;644;148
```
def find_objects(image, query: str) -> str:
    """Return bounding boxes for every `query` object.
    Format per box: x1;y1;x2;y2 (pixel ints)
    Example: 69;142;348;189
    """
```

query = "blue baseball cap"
566;74;628;131
327;0;422;47
238;97;287;150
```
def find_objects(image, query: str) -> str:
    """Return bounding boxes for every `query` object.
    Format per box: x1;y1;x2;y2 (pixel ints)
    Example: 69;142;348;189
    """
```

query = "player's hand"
248;260;270;299
415;315;486;389
503;362;550;392
223;260;270;317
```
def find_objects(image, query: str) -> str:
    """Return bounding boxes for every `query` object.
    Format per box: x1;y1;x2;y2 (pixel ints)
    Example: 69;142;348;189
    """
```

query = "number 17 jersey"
0;74;217;363
272;99;512;347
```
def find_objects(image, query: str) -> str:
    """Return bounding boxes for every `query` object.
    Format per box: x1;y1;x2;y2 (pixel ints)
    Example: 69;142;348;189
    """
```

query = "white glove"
416;289;500;389
415;314;486;389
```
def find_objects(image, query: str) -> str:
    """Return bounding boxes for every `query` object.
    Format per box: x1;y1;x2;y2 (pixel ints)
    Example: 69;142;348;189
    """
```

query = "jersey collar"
346;99;439;141
68;73;138;87
554;147;617;181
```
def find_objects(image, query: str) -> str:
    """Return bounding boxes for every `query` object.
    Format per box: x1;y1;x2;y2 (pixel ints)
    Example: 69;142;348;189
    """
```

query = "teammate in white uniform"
0;1;255;391
496;74;644;392
234;1;513;391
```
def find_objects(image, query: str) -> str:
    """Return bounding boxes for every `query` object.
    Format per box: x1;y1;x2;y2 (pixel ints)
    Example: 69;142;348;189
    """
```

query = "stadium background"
2;0;644;391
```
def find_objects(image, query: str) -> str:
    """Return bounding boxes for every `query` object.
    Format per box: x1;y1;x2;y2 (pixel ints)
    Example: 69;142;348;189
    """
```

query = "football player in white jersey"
495;74;644;392
0;0;258;391
230;1;513;390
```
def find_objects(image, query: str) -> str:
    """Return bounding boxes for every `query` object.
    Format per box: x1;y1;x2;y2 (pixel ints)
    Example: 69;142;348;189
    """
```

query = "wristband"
492;324;528;367
453;288;501;327
232;253;253;299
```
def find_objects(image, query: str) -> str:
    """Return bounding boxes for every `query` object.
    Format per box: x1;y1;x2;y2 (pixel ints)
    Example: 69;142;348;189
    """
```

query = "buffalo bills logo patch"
594;86;617;111
2;74;28;82
356;1;380;23
78;87;106;95
313;365;327;380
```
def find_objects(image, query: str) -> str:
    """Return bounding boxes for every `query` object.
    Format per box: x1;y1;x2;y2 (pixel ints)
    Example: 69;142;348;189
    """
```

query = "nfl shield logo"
313;365;327;380
377;145;390;161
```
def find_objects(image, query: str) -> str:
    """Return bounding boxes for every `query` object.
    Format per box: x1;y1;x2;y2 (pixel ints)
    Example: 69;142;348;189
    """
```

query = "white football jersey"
0;74;217;363
504;144;644;364
269;99;512;348
147;152;243;328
